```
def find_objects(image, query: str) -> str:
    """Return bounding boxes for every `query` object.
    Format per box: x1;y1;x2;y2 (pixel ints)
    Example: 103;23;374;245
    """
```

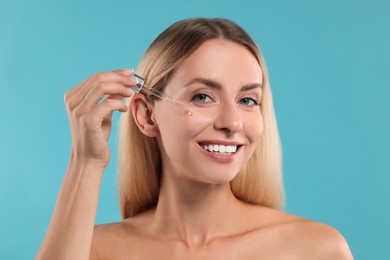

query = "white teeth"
228;146;237;153
201;144;238;154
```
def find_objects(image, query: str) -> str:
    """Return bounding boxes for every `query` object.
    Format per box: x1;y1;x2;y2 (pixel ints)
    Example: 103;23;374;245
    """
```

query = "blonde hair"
118;18;284;219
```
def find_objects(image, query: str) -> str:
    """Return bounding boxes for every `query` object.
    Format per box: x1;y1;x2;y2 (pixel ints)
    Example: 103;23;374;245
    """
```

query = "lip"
196;141;243;163
197;140;244;146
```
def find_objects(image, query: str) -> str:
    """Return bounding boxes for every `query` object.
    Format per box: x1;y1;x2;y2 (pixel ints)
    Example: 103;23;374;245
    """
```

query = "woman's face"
153;39;263;184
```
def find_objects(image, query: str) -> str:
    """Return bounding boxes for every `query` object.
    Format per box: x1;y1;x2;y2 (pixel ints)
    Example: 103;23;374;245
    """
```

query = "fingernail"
122;68;134;75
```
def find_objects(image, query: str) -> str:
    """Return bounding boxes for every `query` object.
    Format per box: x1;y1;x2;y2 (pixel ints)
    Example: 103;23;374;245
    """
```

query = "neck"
149;170;246;248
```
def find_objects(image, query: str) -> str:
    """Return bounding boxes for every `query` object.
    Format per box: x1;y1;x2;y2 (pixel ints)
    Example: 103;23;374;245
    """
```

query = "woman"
37;18;353;259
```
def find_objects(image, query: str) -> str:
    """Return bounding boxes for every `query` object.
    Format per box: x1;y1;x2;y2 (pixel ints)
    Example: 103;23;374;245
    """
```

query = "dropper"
130;73;193;115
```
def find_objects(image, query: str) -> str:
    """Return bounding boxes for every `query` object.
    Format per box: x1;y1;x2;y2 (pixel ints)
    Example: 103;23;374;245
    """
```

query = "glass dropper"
130;73;193;115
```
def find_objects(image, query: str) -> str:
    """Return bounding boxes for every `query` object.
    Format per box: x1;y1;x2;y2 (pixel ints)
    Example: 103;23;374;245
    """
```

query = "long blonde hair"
118;18;284;219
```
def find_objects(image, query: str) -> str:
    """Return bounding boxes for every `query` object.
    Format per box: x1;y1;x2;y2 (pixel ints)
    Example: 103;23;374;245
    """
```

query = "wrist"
68;152;108;173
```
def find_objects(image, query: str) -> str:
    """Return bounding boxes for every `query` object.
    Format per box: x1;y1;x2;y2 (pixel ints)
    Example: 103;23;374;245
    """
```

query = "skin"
36;40;353;259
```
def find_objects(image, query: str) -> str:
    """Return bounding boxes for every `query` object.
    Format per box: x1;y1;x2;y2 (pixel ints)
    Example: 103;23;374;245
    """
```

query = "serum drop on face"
130;73;193;116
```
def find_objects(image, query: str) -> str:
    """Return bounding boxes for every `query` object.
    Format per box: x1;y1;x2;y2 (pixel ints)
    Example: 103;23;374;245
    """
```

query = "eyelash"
239;97;261;107
191;92;213;104
190;93;261;107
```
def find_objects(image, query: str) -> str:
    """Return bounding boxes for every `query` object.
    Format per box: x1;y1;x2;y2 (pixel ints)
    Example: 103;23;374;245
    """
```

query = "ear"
131;94;159;137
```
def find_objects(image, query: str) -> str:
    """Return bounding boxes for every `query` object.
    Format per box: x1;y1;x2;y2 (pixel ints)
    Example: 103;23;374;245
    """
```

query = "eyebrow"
184;77;262;91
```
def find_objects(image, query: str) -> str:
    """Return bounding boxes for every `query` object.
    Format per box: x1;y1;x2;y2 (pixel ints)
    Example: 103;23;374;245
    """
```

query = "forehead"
173;39;263;86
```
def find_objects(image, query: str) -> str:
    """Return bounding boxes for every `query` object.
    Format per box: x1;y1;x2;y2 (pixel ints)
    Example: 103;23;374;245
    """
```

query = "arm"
35;157;104;260
36;69;137;259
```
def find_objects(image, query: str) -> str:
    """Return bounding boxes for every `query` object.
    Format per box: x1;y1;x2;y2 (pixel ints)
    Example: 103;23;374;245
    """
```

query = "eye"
191;93;213;104
239;97;260;107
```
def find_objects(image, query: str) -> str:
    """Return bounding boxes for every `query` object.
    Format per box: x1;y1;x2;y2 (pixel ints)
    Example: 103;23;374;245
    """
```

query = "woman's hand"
36;69;136;259
64;69;136;167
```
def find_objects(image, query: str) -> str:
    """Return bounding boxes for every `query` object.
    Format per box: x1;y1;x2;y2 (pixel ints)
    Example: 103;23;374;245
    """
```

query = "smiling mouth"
198;143;241;154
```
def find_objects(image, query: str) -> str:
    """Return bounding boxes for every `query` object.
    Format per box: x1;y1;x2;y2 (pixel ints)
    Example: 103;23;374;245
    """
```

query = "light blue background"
1;0;389;259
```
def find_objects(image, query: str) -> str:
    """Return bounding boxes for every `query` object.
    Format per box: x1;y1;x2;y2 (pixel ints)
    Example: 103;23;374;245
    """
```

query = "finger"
81;81;134;110
89;99;128;123
85;71;137;97
100;94;125;139
103;94;127;104
70;68;134;100
70;71;137;111
95;70;137;87
114;68;134;77
64;76;95;110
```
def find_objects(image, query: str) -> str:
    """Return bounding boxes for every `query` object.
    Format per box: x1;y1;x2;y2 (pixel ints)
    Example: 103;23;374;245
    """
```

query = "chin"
197;171;239;185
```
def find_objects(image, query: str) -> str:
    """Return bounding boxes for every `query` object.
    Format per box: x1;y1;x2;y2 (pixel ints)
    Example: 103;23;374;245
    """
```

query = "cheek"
154;103;213;154
245;113;264;143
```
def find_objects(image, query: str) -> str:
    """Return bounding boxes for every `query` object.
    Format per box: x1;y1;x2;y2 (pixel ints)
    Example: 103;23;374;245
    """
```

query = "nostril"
213;109;243;133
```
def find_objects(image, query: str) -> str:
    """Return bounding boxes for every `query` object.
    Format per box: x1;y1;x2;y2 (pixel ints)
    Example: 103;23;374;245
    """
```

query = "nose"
213;102;243;135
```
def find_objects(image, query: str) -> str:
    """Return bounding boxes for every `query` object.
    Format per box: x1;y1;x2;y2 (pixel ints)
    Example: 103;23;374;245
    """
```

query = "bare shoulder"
89;210;155;259
90;222;121;259
290;219;353;259
90;220;139;259
92;221;130;241
252;207;353;259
